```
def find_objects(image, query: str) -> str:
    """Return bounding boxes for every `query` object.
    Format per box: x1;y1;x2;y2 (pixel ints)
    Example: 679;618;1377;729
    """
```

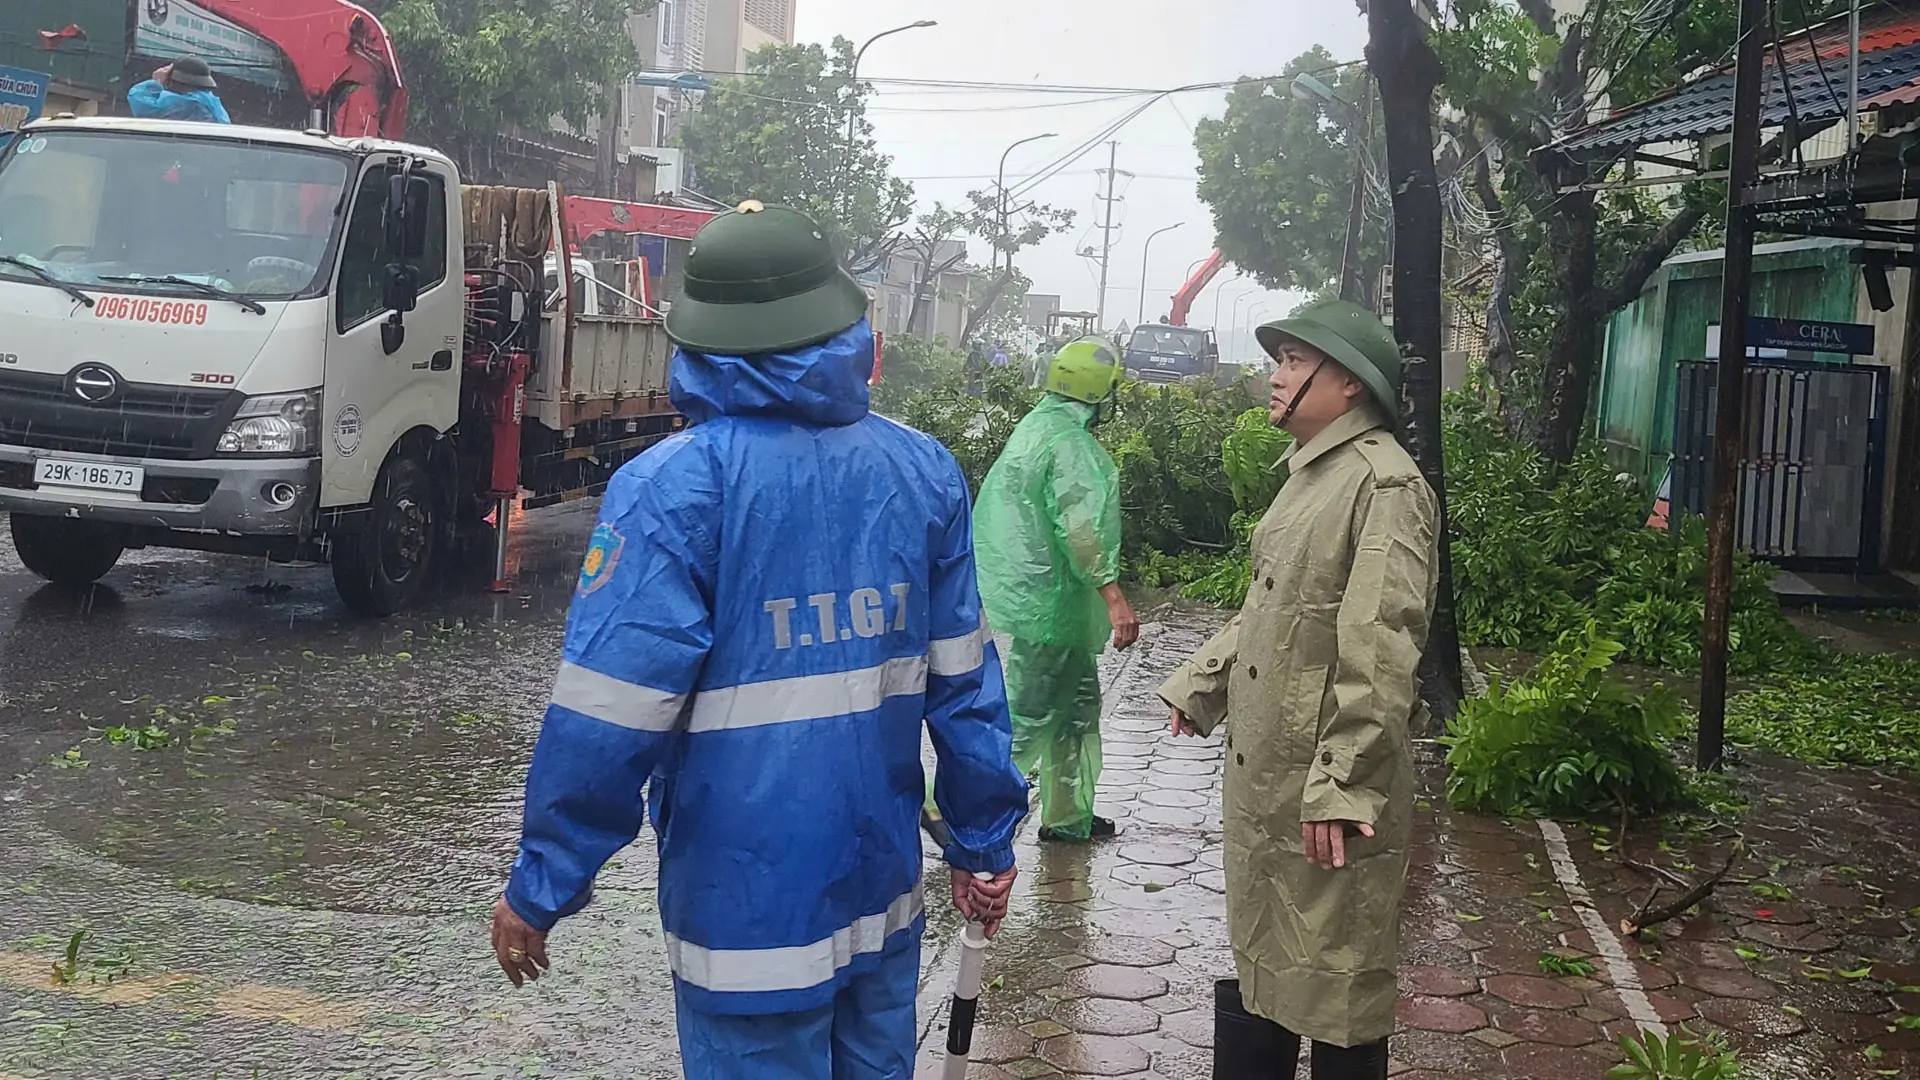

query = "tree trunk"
962;270;1016;346
907;253;965;339
1465;134;1535;442
1366;0;1464;725
1531;192;1602;465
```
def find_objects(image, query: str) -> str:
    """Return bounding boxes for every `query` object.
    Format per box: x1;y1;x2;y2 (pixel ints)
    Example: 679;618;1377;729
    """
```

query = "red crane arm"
562;196;720;250
1168;250;1225;327
198;0;409;140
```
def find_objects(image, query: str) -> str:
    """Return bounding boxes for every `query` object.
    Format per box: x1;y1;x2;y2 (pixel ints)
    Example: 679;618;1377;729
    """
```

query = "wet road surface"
0;504;689;1079
7;507;1920;1080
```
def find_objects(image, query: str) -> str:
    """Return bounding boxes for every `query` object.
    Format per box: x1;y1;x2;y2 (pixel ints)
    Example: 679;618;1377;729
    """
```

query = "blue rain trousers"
675;922;922;1080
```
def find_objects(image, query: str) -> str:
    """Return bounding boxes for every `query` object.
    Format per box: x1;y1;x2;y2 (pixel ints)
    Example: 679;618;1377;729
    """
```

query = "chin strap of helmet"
1275;359;1328;427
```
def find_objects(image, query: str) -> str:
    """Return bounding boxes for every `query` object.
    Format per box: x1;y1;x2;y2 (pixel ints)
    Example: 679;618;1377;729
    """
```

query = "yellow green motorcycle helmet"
1044;335;1123;404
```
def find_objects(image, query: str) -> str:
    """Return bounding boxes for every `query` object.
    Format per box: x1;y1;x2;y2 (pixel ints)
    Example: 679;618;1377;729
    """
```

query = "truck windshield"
1129;326;1209;357
0;130;350;300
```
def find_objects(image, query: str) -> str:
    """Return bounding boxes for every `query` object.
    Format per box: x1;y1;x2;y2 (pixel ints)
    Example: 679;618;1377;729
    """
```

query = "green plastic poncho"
973;395;1123;652
973;394;1123;841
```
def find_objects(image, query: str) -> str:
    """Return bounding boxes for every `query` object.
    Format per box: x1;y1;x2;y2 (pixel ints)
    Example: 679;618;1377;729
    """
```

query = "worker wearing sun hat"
1161;298;1438;1079
492;200;1029;1080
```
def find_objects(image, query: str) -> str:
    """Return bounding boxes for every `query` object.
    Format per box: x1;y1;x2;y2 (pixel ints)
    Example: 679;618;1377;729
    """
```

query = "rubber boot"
1214;979;1300;1080
1309;1037;1389;1080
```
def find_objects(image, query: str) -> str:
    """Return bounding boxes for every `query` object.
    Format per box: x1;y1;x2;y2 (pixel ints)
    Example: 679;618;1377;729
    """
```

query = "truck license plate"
34;458;144;494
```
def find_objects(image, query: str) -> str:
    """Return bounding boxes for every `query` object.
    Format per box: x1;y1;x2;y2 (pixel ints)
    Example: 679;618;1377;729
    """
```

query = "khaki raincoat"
1158;404;1438;1047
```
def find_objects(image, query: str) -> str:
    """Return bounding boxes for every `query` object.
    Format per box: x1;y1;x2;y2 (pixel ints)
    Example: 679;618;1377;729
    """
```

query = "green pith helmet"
1044;335;1123;404
665;200;871;355
1255;299;1404;428
171;57;219;89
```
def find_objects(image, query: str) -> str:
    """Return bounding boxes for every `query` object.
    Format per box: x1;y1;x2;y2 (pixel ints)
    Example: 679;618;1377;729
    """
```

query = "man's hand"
152;65;173;84
1302;821;1374;871
950;866;1017;938
1169;706;1200;738
1101;583;1140;651
491;897;551;986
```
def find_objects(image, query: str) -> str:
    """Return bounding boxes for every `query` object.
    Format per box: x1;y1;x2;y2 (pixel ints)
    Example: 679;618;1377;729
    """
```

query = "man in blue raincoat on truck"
490;201;1029;1080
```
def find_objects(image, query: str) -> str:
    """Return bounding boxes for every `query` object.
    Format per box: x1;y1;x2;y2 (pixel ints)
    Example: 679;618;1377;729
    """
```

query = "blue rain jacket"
127;81;231;124
505;319;1029;1016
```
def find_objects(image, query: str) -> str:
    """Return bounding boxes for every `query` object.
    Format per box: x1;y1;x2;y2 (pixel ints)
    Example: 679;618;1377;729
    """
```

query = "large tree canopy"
1433;0;1837;462
365;0;650;163
1194;47;1388;307
676;39;915;272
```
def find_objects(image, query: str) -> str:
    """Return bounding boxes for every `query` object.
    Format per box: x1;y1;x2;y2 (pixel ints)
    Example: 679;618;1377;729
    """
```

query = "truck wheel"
9;514;125;586
331;449;439;617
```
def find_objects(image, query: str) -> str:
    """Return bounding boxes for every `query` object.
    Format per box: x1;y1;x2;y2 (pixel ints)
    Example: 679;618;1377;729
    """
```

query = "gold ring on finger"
509;949;525;959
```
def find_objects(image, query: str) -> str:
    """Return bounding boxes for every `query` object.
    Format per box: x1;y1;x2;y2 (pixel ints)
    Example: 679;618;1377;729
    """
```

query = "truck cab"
0;116;464;612
1123;323;1219;384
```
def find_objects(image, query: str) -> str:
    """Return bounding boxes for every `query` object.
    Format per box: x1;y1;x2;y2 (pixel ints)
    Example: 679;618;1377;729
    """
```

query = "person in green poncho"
974;336;1140;843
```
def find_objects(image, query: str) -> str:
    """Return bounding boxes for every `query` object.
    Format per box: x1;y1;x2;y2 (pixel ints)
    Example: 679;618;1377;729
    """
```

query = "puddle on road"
0;504;611;917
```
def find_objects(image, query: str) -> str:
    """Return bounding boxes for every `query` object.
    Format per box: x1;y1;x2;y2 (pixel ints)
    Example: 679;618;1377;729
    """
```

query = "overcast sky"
792;0;1370;360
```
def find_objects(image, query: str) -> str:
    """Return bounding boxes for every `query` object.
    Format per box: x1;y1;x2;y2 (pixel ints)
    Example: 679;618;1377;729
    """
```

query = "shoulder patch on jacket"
578;523;625;595
1352;433;1423;487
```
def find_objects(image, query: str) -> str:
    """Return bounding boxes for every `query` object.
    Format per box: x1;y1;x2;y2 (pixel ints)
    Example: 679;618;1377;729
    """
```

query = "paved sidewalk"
918;611;1920;1080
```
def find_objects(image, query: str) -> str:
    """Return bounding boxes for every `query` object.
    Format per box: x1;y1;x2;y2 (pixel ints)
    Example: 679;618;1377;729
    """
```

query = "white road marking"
1536;820;1669;1038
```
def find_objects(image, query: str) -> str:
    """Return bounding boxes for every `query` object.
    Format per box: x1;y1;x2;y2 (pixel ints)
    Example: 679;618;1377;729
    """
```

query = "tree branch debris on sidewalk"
1620;847;1742;938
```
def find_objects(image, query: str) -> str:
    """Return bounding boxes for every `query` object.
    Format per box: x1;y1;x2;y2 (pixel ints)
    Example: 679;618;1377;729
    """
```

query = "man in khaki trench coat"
1159;299;1437;1080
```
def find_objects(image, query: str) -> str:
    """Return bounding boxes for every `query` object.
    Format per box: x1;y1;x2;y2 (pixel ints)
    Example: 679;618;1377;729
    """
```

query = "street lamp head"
1292;72;1338;105
912;20;938;28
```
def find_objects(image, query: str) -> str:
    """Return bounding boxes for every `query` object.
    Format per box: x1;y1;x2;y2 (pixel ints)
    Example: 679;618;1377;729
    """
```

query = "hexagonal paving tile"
1588;989;1696;1024
1487;1004;1601;1047
1499;1042;1616;1080
1735;921;1836;953
1020;1019;1072;1040
1139;789;1209;809
1695;997;1809;1037
1078;934;1180;968
1191;869;1227;894
1401;964;1478;998
1676;966;1777;1000
1000;1056;1063;1080
1111;863;1191;888
1038;1033;1152;1076
1052;996;1162;1037
1482;974;1586;1010
1117;843;1198;867
1102;885;1183;911
1060;963;1170;1002
1129;805;1207;829
970;1025;1039;1065
1396;995;1489;1034
1157;1009;1213;1049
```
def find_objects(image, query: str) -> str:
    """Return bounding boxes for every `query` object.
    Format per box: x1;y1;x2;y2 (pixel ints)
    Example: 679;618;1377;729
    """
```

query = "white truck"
0;115;695;615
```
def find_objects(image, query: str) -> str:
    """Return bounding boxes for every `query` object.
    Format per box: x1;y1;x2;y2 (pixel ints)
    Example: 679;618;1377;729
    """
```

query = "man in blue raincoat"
490;201;1029;1080
127;58;230;124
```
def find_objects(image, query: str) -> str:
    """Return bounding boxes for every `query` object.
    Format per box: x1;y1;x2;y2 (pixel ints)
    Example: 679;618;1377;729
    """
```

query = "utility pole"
1699;0;1771;772
1095;141;1120;329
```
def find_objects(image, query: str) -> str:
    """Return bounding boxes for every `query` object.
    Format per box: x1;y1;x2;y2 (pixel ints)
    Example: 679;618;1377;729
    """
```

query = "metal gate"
1671;359;1889;571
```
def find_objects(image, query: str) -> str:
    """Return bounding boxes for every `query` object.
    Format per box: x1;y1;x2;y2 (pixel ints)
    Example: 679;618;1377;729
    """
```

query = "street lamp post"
1137;222;1184;325
843;21;937;215
1240;304;1272;362
995;133;1057;276
1212;275;1245;330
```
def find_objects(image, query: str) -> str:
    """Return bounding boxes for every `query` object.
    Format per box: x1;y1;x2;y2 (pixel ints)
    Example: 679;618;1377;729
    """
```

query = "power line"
688;60;1364;98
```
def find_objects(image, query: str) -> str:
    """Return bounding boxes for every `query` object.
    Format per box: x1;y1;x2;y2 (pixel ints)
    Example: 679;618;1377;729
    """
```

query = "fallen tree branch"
1623;859;1693;891
1621;849;1741;937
